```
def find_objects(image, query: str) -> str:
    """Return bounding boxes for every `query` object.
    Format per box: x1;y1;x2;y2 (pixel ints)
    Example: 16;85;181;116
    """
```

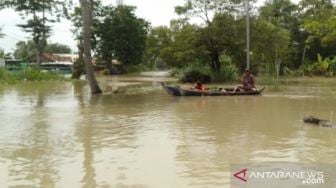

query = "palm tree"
79;0;102;94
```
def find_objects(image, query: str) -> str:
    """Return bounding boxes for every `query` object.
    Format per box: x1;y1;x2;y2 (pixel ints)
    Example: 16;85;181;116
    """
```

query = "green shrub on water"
211;64;238;83
177;64;238;83
179;64;212;83
176;55;238;83
0;68;16;84
0;68;64;84
16;69;64;81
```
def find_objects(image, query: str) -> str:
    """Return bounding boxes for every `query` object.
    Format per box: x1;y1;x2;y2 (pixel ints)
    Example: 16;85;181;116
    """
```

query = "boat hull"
161;83;265;96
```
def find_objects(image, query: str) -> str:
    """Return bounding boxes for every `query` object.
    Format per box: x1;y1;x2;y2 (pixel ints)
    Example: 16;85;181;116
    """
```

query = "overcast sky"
0;0;298;54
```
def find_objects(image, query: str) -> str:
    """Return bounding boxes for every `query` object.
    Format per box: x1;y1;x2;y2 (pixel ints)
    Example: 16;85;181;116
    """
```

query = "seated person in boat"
233;69;256;92
194;81;205;91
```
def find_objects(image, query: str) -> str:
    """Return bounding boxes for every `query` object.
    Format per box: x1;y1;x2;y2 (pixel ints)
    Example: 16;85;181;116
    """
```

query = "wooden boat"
161;82;265;96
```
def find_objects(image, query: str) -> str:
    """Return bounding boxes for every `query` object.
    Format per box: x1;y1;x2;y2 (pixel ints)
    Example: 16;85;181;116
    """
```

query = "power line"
1;31;29;42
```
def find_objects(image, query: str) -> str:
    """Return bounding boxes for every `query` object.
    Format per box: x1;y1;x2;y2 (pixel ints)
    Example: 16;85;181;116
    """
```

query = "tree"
0;0;71;66
260;0;298;29
144;26;174;69
94;5;149;70
175;0;241;24
299;0;336;60
70;1;101;79
144;19;209;70
0;45;12;59
79;0;102;94
207;13;246;70
45;43;72;54
257;0;294;73
0;49;6;58
251;19;290;75
13;41;71;59
163;20;206;68
13;41;36;59
175;0;243;72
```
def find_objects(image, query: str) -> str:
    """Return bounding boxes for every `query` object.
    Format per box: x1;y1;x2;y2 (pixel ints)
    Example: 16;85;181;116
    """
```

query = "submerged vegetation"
0;68;65;84
172;56;238;83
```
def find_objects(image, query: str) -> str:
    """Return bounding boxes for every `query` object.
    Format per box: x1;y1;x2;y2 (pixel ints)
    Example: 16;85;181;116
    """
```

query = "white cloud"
123;0;184;26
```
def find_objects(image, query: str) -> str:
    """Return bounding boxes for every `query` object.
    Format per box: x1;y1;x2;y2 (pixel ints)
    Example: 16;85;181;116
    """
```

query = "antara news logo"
231;164;326;187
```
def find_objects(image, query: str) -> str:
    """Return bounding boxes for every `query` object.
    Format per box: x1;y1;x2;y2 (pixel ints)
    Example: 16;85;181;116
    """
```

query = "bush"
211;54;238;82
16;68;64;81
177;64;238;83
0;68;16;84
292;54;336;77
0;68;64;84
177;63;211;83
329;56;336;74
212;64;238;82
181;69;212;83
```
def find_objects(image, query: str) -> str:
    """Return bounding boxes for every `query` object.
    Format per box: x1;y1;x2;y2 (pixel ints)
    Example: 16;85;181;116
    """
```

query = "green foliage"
200;13;245;72
71;58;85;79
0;68;64;84
0;49;10;59
173;0;336;78
1;0;72;65
298;0;336;61
13;40;72;60
94;5;149;69
175;56;238;83
315;53;329;75
287;54;336;77
45;43;72;54
178;64;212;83
13;41;36;59
16;68;64;81
175;0;242;23
174;0;245;72
0;68;16;84
252;19;291;75
329;56;336;75
212;55;238;82
144;21;207;70
144;26;173;69
211;65;238;83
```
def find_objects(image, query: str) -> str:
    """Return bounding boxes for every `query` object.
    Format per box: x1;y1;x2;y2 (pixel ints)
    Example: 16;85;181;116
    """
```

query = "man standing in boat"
233;69;256;92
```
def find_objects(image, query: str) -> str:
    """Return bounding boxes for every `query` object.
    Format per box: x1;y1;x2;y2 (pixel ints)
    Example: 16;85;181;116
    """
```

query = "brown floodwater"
0;76;336;188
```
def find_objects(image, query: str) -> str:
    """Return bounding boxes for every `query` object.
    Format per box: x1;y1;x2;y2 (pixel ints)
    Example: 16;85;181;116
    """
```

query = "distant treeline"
2;0;336;80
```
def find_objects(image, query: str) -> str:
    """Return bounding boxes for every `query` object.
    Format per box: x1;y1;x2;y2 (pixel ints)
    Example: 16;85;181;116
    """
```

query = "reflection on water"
0;78;336;187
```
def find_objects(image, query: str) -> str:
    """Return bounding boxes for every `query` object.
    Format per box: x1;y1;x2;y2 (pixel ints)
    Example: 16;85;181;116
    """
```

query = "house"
28;53;78;63
28;53;79;74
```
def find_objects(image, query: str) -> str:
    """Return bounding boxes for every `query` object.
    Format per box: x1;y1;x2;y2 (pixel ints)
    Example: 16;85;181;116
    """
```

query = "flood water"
1;76;336;187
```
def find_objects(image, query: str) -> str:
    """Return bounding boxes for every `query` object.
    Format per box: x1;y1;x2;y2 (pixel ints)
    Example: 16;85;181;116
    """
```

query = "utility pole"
246;0;250;70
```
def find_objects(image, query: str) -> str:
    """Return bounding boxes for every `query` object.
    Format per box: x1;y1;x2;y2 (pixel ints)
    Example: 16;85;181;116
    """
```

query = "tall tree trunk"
79;0;102;94
72;40;85;79
210;49;220;72
33;12;41;67
202;29;220;73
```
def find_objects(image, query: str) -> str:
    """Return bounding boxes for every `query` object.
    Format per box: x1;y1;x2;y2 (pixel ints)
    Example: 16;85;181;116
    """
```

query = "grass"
0;68;66;84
